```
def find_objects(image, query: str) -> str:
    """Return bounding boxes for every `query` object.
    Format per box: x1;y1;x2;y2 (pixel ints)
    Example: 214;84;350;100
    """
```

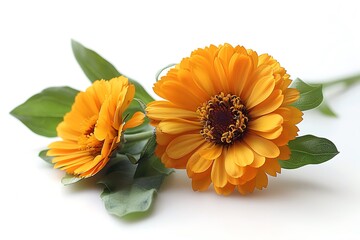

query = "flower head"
47;76;144;178
146;43;303;195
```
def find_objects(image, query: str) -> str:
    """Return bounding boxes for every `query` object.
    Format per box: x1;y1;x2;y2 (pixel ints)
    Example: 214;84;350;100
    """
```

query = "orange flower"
47;76;144;178
146;44;303;195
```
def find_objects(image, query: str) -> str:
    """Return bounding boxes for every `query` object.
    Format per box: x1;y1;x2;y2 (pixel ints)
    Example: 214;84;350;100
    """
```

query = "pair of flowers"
48;43;303;195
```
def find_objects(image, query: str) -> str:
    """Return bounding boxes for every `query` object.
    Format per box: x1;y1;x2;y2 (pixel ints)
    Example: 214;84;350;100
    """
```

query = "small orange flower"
147;43;303;195
47;76;144;178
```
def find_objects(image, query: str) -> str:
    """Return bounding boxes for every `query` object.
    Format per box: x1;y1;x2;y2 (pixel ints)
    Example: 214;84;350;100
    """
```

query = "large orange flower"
146;44;303;195
47;76;144;178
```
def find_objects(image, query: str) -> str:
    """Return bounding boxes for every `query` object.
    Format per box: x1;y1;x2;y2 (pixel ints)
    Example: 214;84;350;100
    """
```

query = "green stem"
320;73;360;88
124;131;154;142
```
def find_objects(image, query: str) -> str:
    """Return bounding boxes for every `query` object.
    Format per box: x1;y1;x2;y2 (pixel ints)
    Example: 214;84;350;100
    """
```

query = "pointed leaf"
279;135;339;169
39;149;53;164
99;158;164;218
10;87;78;137
61;174;82;185
101;186;156;218
71;40;154;103
317;101;338;117
291;78;323;111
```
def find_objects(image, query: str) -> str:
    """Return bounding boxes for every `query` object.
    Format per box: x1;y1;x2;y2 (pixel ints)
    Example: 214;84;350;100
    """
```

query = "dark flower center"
197;92;249;145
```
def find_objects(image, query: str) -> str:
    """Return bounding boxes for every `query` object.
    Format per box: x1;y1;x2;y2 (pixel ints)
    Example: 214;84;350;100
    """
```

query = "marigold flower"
47;76;145;178
146;43;303;195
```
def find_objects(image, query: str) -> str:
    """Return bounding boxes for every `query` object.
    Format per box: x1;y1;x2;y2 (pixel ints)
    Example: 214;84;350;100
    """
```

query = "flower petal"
211;153;227;188
251;126;283;140
166;134;204;159
249;89;284;117
158;119;201;134
214;182;235;195
146;101;198;121
228;142;254;167
187;153;214;173
246;75;275;109
255;170;268;190
282;88;299;106
248;114;283;132
237;179;256;195
250;152;266;168
225;148;244;178
244;134;280;158
123;111;145;130
229;53;253;96
192;177;212;191
262;158;281;177
197;143;223;160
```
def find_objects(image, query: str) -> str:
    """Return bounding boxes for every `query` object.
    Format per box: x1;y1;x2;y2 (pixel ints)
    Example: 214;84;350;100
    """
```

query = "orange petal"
237;179;256;195
282;88;299;106
73;155;103;175
250;152;266;168
197;142;223;160
146;101;198;121
228;142;254;167
255;170;268;190
275;106;303;124
47;141;79;151
246;75;275;109
225;148;244;178
51;151;90;163
214;56;230;93
249;89;283;117
187;152;214;173
262;158;281;177
54;155;92;169
242;65;272;100
241;166;258;182
229;54;253;96
158;119;201;134
155;129;176;145
214;182;235;195
94;97;111;141
123;112;145;130
192;177;212;191
211;153;227;188
154;79;206;110
189;55;217;96
251;126;283;140
166;134;204;159
278;145;291;160
248;114;283;132
272;123;299;146
244;134;280;158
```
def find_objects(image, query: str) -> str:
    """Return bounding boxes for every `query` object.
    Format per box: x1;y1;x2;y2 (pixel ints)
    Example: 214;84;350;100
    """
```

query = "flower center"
197;92;249;145
78;115;103;155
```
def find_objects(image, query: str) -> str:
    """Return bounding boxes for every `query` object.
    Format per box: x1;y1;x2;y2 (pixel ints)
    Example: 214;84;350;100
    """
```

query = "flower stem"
124;131;154;142
321;73;360;88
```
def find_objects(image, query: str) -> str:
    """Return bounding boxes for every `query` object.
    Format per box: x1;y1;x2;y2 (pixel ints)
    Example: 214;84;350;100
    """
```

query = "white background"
1;0;359;239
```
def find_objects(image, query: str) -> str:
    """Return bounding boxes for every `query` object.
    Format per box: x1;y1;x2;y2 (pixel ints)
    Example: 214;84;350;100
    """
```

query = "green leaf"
10;87;78;137
71;39;154;104
279;135;339;169
99;159;162;218
151;156;174;176
134;134;174;178
61;174;82;185
291;78;323;111
39;149;53;164
99;134;172;219
101;186;156;218
317;101;338;117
